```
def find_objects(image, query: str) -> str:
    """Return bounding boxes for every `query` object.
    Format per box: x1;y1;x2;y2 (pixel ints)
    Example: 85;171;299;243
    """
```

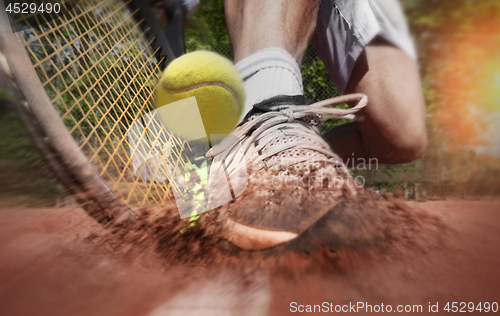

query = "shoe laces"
206;93;368;174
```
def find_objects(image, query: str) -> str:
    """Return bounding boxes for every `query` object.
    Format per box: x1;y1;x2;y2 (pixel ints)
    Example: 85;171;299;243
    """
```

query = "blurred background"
1;0;499;207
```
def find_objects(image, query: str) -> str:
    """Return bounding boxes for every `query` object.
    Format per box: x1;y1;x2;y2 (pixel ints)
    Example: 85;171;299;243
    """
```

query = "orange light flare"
434;16;500;150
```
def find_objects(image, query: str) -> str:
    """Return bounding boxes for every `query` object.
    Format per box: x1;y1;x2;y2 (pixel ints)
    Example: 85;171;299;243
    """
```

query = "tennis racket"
0;0;187;224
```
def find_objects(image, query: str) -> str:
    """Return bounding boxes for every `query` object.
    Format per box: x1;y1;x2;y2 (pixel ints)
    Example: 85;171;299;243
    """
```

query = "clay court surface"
0;200;499;315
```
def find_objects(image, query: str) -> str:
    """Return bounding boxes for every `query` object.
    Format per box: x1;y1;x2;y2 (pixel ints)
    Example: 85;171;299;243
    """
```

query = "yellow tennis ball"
155;51;246;143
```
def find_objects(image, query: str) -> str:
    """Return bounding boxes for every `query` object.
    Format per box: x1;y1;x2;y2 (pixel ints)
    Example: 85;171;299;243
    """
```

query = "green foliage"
370;181;399;192
0;94;44;171
301;45;340;102
0;90;63;206
185;0;232;59
403;0;500;30
300;45;349;132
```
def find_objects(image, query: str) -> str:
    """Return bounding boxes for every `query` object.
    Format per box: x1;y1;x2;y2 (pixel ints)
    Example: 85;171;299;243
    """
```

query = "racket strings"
19;0;181;206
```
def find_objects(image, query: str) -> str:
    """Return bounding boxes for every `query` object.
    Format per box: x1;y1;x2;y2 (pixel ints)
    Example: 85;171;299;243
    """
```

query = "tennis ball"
155;51;246;143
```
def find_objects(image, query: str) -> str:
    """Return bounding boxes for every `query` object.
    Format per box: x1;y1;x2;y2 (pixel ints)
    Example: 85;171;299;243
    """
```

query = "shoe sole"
221;201;382;253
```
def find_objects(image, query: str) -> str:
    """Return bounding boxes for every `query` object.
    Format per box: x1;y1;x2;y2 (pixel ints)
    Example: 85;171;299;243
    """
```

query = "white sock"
236;47;303;117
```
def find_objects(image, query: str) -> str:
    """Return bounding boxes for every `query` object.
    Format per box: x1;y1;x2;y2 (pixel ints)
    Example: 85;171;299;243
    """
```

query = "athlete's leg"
225;0;426;165
325;37;427;164
225;0;320;114
225;0;320;64
316;0;427;164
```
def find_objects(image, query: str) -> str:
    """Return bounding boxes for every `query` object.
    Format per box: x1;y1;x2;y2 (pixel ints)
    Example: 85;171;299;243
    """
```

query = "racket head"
1;0;191;221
